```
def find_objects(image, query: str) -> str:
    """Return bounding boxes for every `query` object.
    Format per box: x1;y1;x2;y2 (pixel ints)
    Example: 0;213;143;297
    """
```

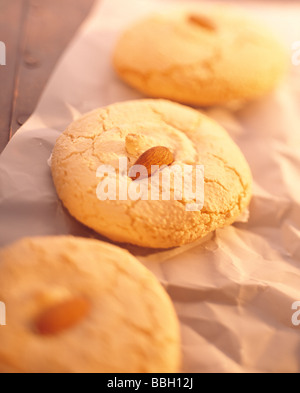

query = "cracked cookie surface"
51;99;252;249
113;10;287;106
0;236;181;373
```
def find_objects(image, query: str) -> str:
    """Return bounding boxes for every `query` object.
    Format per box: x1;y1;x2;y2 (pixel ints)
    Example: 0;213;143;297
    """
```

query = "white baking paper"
1;0;300;373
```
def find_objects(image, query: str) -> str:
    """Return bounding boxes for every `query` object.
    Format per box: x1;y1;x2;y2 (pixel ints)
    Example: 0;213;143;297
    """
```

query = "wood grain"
0;0;28;152
0;0;96;153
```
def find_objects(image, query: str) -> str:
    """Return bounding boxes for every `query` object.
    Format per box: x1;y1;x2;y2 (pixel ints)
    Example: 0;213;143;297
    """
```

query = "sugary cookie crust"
113;10;287;106
51;100;252;249
0;237;181;373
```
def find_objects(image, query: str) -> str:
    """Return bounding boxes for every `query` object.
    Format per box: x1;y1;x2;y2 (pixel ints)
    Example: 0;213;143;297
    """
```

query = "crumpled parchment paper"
1;0;300;373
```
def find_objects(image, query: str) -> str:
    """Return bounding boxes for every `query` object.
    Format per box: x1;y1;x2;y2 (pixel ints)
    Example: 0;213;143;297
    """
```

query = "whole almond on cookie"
35;296;91;335
51;100;253;248
0;236;182;372
114;14;287;106
129;146;174;181
188;14;217;31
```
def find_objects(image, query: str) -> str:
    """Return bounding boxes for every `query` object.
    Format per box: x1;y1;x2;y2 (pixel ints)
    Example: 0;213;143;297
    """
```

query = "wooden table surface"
0;0;96;153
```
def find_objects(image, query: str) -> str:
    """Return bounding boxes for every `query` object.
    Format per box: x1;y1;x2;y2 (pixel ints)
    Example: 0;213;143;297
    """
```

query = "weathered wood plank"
0;0;96;153
0;0;28;152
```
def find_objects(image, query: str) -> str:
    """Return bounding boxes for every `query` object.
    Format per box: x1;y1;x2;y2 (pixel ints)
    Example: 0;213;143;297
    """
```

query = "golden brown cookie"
0;236;181;373
113;9;287;106
51;99;252;249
